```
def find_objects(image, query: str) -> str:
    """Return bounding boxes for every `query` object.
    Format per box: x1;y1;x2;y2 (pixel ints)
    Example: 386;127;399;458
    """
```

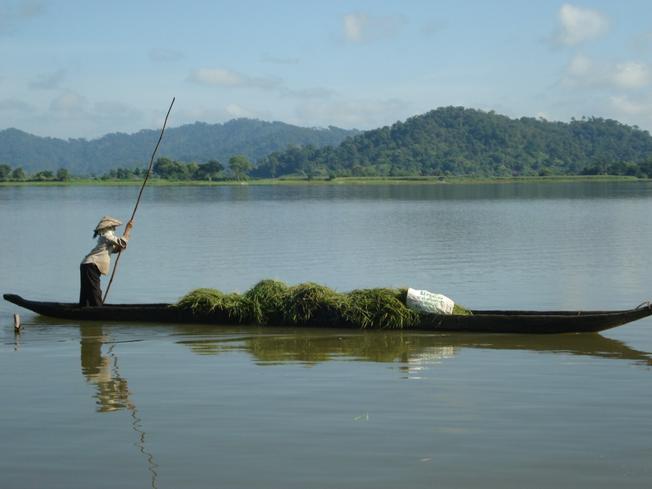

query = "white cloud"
50;91;88;115
611;62;650;89
608;94;652;130
567;53;592;77
280;86;334;99
187;67;331;101
562;53;598;87
343;13;365;42
609;95;645;115
46;95;140;134
171;105;273;127
295;97;409;129
93;101;144;123
187;68;283;92
563;54;651;90
188;68;244;86
555;4;609;46
225;104;255;118
342;12;406;43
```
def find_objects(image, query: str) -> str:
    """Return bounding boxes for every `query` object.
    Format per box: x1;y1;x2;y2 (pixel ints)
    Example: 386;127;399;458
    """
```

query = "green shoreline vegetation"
0;174;645;187
0;159;646;187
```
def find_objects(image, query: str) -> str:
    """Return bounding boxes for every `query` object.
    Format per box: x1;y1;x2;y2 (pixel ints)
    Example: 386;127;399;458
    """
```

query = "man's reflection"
80;325;132;412
78;325;158;488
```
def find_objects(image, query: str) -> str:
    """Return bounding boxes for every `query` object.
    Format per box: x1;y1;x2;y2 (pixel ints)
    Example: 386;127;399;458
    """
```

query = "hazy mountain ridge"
0;119;359;175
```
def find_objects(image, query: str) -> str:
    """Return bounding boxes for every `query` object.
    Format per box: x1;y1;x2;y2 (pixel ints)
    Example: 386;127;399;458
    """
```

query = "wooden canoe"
4;293;652;334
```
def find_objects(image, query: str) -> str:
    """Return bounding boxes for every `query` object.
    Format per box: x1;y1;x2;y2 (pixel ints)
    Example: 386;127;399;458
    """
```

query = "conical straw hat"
95;216;123;232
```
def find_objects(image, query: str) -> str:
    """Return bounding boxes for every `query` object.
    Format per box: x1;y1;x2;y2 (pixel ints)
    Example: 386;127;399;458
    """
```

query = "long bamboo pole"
103;97;175;303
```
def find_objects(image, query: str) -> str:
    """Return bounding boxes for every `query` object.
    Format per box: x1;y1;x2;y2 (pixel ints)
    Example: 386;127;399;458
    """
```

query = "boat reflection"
26;315;651;369
174;327;652;367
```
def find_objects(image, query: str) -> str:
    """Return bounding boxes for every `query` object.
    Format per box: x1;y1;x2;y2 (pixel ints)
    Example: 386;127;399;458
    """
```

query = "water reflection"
175;327;652;367
23;317;652;370
80;325;132;412
145;181;652;203
13;320;649;489
79;325;159;489
9;181;648;210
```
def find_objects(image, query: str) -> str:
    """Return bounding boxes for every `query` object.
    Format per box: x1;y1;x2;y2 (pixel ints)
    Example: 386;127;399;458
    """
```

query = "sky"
2;0;652;139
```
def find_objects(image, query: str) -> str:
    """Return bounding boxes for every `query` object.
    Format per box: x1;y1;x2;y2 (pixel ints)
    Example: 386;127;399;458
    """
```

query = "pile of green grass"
176;280;471;329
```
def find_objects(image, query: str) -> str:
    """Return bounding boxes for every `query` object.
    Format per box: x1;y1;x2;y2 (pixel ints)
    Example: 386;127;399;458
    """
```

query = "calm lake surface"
1;182;651;488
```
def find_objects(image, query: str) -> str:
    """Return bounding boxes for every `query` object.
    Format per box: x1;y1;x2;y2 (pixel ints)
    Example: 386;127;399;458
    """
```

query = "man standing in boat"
80;216;133;306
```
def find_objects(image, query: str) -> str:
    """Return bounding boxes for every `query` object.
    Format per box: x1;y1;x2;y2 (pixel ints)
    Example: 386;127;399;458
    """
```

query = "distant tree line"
580;160;652;177
0;155;255;182
0;164;70;182
147;155;253;181
86;155;254;181
100;167;148;180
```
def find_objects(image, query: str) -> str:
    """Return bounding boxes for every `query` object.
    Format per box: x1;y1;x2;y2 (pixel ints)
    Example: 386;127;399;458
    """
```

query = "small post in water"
14;313;21;333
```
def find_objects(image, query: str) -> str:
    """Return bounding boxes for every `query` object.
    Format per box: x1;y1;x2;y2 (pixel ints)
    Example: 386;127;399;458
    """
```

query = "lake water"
1;182;651;488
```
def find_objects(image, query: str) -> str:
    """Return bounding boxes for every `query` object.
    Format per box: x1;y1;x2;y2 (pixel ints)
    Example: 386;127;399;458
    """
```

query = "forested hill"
253;107;652;178
0;119;358;175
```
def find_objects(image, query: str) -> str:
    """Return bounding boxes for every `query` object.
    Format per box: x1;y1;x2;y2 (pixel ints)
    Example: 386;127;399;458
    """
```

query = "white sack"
406;288;455;315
